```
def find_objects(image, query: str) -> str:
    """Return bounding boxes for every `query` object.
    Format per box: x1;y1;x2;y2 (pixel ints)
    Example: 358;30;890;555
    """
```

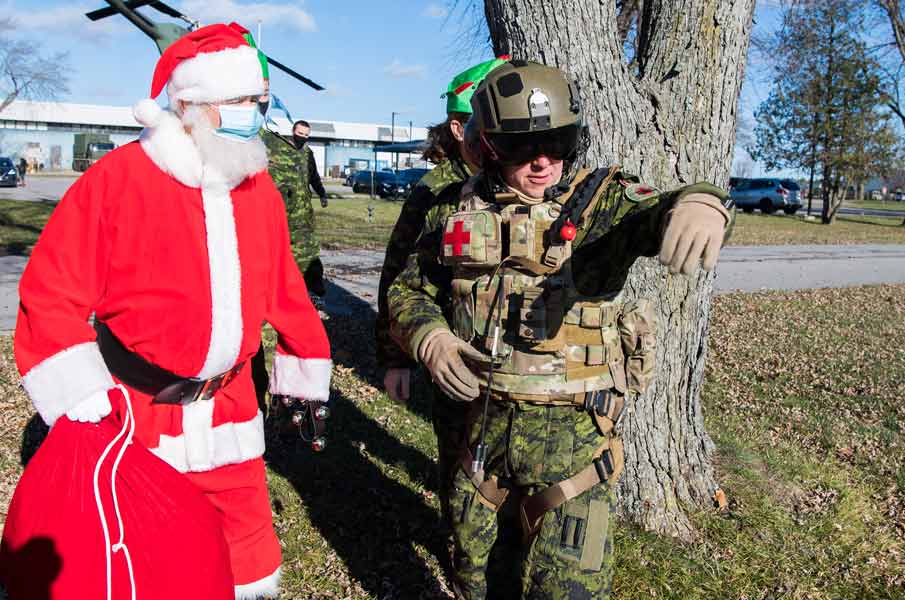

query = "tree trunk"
484;0;755;540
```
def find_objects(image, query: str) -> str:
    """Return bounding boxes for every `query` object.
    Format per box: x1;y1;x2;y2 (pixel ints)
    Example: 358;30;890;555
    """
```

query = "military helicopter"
85;0;324;91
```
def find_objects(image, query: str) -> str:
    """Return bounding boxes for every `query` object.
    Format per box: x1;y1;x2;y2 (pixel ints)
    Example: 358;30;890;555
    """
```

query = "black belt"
94;321;245;405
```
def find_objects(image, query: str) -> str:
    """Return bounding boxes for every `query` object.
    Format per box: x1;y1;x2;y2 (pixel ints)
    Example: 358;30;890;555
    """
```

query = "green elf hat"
443;55;511;115
240;30;270;80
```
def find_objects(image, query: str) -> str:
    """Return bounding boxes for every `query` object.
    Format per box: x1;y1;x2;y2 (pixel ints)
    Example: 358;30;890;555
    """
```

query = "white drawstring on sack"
91;384;137;600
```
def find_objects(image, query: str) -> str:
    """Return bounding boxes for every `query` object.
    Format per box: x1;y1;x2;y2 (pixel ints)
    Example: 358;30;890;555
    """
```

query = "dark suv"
352;171;395;195
0;157;18;187
730;177;802;215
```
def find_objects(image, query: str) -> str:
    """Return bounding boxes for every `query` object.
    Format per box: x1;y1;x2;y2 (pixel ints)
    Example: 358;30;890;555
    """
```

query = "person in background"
376;56;510;527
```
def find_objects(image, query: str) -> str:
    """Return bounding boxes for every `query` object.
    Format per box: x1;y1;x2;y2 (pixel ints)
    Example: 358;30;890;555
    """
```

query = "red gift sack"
0;387;234;600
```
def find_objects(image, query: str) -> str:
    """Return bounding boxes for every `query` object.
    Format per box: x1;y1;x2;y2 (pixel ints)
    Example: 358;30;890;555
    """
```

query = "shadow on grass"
265;280;453;596
262;280;455;596
321;277;435;427
264;389;450;598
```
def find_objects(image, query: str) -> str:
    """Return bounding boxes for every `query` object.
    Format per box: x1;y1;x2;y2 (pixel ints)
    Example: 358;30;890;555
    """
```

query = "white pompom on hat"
132;22;264;128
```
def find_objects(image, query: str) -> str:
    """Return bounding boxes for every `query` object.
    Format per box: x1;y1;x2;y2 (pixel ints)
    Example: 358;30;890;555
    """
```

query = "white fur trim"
133;98;163;128
196;183;244;379
151;410;265;473
168;45;264;104
21;342;115;427
139;110;203;188
235;566;281;599
182;397;215;469
269;355;332;402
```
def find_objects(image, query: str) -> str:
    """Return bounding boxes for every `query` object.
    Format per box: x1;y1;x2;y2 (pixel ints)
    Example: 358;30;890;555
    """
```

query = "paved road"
714;244;905;293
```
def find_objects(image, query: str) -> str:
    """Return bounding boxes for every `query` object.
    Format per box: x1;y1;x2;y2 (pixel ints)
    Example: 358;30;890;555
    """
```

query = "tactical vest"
441;169;657;399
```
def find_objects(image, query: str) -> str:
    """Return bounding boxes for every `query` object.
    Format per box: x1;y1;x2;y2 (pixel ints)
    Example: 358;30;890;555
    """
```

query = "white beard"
181;105;268;189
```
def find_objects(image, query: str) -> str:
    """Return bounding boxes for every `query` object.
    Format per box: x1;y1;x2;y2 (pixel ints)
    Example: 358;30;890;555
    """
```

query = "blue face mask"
215;104;264;142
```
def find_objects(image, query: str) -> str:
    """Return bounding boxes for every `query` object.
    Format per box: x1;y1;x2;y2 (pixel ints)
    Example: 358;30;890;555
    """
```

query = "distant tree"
750;0;895;223
873;0;905;224
0;18;70;113
875;0;905;130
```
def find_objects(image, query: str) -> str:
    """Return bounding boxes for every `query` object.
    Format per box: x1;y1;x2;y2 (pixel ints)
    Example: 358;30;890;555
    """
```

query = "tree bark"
484;0;755;540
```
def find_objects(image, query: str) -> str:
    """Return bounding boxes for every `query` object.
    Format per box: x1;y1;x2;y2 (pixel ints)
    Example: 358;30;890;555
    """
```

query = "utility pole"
391;111;400;171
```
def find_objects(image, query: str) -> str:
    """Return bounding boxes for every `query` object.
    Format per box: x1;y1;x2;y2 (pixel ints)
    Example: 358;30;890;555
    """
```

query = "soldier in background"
263;121;328;298
376;56;509;526
388;61;734;598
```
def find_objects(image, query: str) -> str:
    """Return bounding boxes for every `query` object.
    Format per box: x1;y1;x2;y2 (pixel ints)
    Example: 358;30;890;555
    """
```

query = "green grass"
314;196;402;250
0;199;55;255
844;199;905;212
2;285;904;598
728;212;905;246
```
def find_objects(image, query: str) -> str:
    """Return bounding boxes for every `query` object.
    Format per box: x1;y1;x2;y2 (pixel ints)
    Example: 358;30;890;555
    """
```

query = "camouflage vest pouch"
442;173;655;397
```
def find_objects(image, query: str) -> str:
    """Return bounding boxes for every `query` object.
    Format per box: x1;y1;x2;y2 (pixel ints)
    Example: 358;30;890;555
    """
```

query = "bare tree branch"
0;19;71;113
878;0;905;62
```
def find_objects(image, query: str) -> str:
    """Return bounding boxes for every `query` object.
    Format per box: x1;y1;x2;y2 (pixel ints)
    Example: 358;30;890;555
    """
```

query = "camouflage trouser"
448;399;617;600
429;382;470;528
292;233;325;297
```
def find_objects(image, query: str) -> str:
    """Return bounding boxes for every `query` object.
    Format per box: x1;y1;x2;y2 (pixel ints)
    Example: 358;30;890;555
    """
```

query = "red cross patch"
444;219;471;256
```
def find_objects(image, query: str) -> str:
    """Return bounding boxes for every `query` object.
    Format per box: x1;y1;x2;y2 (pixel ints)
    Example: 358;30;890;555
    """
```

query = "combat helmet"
468;60;587;179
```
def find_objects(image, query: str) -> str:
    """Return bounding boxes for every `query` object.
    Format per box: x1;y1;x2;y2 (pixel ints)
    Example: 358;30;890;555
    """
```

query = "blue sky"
17;0;494;128
17;0;796;175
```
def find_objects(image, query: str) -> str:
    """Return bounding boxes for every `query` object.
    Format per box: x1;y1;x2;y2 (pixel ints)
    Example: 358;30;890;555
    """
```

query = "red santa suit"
13;23;329;599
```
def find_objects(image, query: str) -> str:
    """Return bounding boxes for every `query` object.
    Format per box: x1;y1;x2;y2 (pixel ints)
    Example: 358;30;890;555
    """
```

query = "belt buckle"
192;362;244;403
193;375;220;402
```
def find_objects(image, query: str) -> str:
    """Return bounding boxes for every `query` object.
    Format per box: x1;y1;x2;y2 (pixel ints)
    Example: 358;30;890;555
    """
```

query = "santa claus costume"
12;23;330;598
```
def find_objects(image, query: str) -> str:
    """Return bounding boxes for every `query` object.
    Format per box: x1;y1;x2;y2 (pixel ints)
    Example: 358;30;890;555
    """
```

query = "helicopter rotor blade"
85;0;155;21
266;56;325;91
147;1;190;20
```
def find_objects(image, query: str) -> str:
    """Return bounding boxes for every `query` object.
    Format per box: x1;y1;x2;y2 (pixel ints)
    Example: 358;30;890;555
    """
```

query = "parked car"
894;190;905;202
391;168;431;199
729;177;802;215
870;190;884;201
0;157;18;187
352;170;401;196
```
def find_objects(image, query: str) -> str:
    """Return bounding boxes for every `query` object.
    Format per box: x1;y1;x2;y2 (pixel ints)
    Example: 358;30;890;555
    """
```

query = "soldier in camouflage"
387;61;734;599
263;121;328;297
376;57;509;527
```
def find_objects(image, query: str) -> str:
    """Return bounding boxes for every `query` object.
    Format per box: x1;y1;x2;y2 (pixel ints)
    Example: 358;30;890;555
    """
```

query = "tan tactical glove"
383;368;411;404
659;193;731;275
418;329;483;402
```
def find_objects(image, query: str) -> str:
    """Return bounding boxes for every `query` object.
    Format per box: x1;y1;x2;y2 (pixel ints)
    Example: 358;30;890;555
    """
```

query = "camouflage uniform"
263;132;325;295
388;168;730;599
376;157;471;524
376;158;471;369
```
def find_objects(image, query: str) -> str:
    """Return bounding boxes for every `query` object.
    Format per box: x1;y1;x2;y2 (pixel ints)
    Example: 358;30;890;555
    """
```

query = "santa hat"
133;22;264;128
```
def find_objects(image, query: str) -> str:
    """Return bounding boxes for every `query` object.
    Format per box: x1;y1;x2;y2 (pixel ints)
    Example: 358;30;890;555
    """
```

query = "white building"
0;100;429;176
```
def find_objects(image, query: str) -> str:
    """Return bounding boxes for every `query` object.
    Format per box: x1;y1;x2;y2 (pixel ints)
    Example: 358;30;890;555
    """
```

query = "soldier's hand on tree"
659;193;731;275
66;388;113;423
418;329;483;402
383;368;411;404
